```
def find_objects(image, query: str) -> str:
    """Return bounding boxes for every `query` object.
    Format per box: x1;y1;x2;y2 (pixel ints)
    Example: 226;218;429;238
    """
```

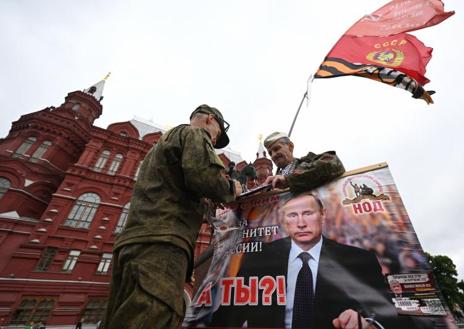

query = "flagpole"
288;91;307;138
288;74;314;138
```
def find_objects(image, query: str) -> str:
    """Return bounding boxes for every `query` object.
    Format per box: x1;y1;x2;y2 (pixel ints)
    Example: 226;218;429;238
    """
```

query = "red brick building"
0;80;247;327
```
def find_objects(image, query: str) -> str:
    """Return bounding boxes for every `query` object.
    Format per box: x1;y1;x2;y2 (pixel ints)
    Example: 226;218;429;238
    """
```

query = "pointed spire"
253;133;273;183
256;133;267;159
83;72;110;102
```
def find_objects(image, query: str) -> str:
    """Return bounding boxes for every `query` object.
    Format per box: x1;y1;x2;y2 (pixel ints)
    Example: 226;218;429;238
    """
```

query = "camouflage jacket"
115;124;236;268
278;151;345;194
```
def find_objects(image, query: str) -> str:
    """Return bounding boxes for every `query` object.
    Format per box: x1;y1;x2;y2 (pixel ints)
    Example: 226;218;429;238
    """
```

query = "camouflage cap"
263;131;289;149
190;104;230;149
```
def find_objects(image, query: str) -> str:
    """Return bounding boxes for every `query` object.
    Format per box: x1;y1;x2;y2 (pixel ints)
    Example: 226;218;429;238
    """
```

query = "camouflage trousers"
102;243;189;329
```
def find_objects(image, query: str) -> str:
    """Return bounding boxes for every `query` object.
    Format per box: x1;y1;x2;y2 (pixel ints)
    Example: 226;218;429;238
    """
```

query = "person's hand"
332;309;373;329
263;175;288;189
232;179;243;196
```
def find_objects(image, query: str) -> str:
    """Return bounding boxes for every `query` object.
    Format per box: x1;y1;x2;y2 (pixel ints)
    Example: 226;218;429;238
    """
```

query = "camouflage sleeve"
182;127;236;203
286;151;345;194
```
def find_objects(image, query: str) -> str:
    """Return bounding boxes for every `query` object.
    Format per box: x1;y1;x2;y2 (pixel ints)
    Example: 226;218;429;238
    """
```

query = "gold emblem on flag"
366;49;404;67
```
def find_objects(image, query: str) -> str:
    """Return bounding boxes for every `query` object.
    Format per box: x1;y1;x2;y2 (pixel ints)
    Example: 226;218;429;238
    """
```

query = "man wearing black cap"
102;104;242;329
263;131;345;193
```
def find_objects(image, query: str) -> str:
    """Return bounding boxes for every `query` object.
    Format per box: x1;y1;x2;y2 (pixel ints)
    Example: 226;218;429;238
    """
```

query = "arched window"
94;150;111;172
96;253;113;274
107;153;123;175
88;86;97;95
0;177;10;199
31;140;52;161
72;103;80;112
115;203;130;233
13;137;37;157
65;193;100;229
62;250;80;272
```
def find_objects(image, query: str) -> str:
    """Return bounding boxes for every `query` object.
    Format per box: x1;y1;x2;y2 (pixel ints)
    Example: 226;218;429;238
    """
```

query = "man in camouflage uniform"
263;131;345;193
102;105;242;329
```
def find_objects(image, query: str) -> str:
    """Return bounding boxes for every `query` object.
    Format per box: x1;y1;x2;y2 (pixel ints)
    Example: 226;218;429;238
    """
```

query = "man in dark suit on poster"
211;192;406;329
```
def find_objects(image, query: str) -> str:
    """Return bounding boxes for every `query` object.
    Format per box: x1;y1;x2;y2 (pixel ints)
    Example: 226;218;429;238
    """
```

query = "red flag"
346;0;454;37
314;0;454;103
323;34;432;85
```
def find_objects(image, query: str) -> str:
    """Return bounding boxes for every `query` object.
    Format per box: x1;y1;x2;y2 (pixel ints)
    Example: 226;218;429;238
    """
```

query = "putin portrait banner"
183;163;455;329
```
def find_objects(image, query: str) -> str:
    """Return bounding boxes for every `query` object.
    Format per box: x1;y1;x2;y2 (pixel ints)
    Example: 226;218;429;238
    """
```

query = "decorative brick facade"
0;81;239;326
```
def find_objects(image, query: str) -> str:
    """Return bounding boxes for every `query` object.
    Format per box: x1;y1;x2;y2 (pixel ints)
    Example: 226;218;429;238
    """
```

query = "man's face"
204;114;222;146
389;280;402;295
266;140;294;168
281;195;325;250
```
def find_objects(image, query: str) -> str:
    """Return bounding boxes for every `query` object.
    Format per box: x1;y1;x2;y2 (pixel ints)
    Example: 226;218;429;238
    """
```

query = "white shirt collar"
288;236;323;264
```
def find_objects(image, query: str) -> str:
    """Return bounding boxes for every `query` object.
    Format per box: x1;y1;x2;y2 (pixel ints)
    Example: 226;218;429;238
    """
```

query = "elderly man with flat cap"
263;131;345;193
102;105;242;329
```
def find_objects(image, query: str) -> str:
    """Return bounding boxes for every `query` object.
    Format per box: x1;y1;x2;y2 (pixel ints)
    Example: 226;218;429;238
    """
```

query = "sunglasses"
198;111;230;132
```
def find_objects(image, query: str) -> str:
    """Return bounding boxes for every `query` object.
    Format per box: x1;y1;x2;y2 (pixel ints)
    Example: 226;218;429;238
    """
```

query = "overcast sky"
1;0;462;279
